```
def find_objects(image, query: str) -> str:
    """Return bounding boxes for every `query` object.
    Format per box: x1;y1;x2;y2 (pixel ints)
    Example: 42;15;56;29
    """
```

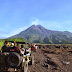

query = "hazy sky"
0;0;72;38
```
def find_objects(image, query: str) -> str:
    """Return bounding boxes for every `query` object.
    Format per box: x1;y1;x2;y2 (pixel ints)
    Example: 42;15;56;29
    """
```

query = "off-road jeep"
0;41;34;72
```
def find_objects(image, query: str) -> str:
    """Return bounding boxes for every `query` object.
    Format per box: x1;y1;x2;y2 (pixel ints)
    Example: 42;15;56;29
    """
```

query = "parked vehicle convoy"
31;44;38;52
0;41;34;72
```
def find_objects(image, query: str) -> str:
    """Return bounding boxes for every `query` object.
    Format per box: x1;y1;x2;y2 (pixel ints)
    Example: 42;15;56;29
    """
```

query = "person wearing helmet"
11;43;14;47
10;43;16;52
10;42;20;53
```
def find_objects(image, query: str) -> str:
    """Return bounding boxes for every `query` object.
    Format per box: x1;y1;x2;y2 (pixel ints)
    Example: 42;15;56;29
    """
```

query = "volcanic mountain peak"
28;25;39;30
37;25;46;30
10;25;72;44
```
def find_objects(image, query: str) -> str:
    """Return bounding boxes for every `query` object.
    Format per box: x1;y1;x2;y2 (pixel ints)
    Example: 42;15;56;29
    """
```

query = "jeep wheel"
30;55;34;65
21;62;28;72
6;52;22;67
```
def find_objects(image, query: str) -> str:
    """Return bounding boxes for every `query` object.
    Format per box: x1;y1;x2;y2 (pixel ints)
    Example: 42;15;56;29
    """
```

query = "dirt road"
1;44;72;72
29;45;72;72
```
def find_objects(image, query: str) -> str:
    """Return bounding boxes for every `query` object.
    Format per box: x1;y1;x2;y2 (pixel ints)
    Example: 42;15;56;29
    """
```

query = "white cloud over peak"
31;19;41;25
30;18;72;32
7;26;29;37
1;18;72;39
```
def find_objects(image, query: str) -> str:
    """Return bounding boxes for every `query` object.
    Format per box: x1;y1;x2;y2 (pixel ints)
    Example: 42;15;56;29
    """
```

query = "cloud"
4;19;41;38
30;18;63;30
7;26;29;37
0;26;29;38
31;19;41;25
1;18;72;39
30;18;72;32
8;19;41;37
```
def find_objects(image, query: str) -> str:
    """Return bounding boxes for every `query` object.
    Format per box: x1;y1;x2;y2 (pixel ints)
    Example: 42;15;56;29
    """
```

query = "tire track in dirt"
28;45;72;72
28;48;48;72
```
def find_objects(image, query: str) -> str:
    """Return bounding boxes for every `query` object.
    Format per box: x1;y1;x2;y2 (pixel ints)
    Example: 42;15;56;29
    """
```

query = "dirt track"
28;44;72;72
1;44;72;72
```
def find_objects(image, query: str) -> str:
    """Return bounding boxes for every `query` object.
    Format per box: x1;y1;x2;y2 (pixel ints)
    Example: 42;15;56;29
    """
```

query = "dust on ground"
1;44;72;72
28;44;72;72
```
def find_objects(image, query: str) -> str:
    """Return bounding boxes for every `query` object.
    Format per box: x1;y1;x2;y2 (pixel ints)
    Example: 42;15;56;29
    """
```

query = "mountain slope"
43;33;72;44
10;25;72;44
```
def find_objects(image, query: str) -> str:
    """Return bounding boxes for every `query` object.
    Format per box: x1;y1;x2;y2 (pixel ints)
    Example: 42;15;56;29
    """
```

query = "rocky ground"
1;44;72;72
28;44;72;72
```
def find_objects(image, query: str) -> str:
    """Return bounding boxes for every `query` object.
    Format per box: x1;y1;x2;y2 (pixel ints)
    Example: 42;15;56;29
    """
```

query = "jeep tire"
6;52;22;67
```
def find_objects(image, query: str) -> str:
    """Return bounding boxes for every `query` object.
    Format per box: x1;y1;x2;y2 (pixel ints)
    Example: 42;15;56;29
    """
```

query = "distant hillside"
43;34;72;44
10;25;72;44
6;38;26;42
